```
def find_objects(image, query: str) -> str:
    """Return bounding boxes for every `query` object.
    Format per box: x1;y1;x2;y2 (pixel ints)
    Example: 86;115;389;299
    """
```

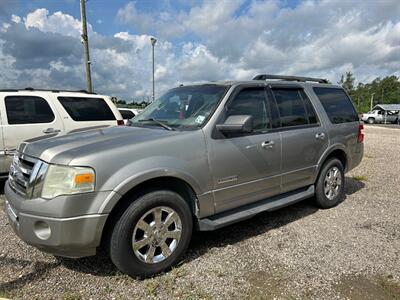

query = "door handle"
261;140;275;149
43;128;61;134
315;133;326;140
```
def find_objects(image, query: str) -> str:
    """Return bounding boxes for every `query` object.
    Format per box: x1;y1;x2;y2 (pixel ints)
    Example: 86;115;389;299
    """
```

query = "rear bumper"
4;181;109;258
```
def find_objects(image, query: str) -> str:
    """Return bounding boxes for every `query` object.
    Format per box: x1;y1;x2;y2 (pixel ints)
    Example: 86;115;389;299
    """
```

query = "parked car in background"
0;88;123;175
361;106;400;124
118;108;143;124
4;75;364;278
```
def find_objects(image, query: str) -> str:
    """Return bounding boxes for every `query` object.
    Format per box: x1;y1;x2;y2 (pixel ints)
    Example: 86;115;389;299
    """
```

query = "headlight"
41;165;95;199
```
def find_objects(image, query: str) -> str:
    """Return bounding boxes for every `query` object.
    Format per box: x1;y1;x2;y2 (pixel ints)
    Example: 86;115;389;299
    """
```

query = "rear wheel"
110;190;192;278
315;158;345;209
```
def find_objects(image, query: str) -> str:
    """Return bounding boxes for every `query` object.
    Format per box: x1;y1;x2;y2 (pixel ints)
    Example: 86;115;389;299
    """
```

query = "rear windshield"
58;97;115;121
119;109;135;119
313;88;358;124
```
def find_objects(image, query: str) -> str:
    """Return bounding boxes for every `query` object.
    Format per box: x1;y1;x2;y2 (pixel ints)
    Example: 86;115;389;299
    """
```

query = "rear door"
1;94;64;153
269;86;328;193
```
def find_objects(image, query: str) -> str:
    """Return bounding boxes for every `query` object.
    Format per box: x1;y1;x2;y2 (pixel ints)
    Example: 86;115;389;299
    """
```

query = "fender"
98;166;205;214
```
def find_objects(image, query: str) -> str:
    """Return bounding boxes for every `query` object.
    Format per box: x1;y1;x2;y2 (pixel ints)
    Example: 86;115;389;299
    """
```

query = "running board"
197;185;314;231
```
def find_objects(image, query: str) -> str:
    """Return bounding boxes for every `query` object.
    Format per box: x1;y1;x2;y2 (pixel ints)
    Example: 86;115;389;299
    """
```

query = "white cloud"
0;1;399;100
24;8;82;37
11;14;20;23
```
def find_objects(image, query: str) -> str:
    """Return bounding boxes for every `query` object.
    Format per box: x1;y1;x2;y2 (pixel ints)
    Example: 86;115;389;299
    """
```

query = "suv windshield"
130;85;228;129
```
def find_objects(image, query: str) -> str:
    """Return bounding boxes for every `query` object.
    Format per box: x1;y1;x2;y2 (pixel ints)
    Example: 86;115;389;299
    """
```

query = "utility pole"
370;92;375;111
150;37;157;102
80;0;93;93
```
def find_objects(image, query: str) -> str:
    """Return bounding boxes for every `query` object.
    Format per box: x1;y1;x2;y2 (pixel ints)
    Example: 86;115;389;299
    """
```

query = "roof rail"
253;74;329;84
0;88;96;94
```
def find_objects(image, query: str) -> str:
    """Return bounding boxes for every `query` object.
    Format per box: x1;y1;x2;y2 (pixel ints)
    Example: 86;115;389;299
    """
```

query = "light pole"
370;92;375;111
80;0;93;93
150;37;157;102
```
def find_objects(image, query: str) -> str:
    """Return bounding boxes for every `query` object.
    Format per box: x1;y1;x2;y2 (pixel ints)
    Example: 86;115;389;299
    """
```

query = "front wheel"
110;190;193;278
315;158;345;209
367;117;375;124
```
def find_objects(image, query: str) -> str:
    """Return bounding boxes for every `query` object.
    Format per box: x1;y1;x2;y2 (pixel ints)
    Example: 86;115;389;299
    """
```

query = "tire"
367;117;375;124
110;190;193;278
315;158;345;209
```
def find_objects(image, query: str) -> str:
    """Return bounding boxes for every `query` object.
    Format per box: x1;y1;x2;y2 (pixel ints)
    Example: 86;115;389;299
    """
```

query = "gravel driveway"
0;126;399;299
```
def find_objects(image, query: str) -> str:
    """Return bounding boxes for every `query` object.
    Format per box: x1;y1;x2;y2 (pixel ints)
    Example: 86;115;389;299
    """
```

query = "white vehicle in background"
0;88;124;175
118;108;143;124
361;109;399;124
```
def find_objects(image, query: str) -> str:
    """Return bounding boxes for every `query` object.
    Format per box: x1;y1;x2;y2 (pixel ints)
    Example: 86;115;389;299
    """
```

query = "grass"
62;291;81;300
353;175;367;181
0;289;11;299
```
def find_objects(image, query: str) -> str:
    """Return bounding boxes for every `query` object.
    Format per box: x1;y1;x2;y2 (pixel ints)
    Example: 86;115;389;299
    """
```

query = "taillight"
117;120;125;126
357;124;364;143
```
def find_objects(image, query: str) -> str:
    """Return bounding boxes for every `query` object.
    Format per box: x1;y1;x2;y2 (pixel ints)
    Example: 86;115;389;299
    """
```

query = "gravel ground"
0;125;399;299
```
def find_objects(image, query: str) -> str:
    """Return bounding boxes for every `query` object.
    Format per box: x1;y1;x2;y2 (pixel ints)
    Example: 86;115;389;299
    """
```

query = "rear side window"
5;96;55;124
58;97;116;121
119;109;135;119
313;88;358;124
299;90;318;124
272;89;308;127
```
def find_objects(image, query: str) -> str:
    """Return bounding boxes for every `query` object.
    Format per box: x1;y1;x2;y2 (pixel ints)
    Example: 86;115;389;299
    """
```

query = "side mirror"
216;115;253;133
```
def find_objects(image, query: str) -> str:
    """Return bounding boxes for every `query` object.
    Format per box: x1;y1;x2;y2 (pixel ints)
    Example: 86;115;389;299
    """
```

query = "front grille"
9;153;38;197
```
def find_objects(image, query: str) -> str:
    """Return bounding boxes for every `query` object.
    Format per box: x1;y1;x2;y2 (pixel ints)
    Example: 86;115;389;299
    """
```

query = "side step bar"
197;185;314;231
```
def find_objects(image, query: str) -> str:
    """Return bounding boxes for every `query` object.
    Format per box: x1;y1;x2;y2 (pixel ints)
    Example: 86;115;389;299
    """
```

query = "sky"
0;0;399;101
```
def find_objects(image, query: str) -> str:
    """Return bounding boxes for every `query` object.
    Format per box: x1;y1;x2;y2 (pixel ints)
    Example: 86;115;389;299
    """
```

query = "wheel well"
324;149;347;171
99;176;197;250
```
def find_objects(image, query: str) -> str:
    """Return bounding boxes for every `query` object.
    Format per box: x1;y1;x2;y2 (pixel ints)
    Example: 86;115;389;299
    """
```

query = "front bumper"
4;181;109;258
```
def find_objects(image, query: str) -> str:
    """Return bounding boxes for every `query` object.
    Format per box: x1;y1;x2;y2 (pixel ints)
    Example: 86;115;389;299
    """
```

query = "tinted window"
299;90;318;124
227;88;270;131
313;88;358;124
58;97;115;121
120;109;135;119
273;89;308;127
5;96;55;124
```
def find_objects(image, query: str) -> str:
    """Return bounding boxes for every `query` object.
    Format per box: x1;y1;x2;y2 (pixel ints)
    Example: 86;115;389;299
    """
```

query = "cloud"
0;1;399;100
116;0;400;84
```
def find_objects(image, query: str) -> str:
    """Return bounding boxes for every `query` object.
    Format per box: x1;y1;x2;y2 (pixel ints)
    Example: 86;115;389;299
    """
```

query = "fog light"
34;221;51;240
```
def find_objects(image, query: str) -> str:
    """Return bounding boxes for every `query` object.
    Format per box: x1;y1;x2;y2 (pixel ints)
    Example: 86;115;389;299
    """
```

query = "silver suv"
5;75;364;277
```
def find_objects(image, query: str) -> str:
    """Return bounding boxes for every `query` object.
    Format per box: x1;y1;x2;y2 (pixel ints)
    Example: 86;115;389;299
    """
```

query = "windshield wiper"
138;118;175;131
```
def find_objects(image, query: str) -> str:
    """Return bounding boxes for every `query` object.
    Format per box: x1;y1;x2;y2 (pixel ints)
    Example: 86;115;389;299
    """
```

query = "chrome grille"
9;153;38;197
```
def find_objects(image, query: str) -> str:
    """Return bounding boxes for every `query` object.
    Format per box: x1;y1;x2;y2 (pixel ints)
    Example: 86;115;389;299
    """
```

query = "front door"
207;86;282;213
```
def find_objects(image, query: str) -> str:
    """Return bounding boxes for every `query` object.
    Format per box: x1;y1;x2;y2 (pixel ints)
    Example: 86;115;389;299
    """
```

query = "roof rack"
253;74;329;84
0;88;96;94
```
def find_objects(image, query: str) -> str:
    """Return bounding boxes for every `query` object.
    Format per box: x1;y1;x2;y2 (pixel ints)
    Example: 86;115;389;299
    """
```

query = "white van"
0;88;124;175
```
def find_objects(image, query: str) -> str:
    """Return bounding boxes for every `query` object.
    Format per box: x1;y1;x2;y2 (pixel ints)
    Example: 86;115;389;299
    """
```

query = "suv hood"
19;126;178;164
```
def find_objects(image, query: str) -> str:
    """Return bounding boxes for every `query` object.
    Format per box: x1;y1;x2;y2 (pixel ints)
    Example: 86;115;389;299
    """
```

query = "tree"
338;71;356;93
338;72;400;112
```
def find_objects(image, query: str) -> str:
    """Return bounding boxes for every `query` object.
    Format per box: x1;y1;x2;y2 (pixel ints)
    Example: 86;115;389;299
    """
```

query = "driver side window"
226;87;270;131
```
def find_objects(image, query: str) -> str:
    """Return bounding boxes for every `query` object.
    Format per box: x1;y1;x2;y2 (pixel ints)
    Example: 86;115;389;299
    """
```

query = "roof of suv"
0;88;112;98
0;88;96;94
179;74;338;89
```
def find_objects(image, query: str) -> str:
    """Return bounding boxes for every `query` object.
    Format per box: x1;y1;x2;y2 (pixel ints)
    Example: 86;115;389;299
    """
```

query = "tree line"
338;72;400;112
